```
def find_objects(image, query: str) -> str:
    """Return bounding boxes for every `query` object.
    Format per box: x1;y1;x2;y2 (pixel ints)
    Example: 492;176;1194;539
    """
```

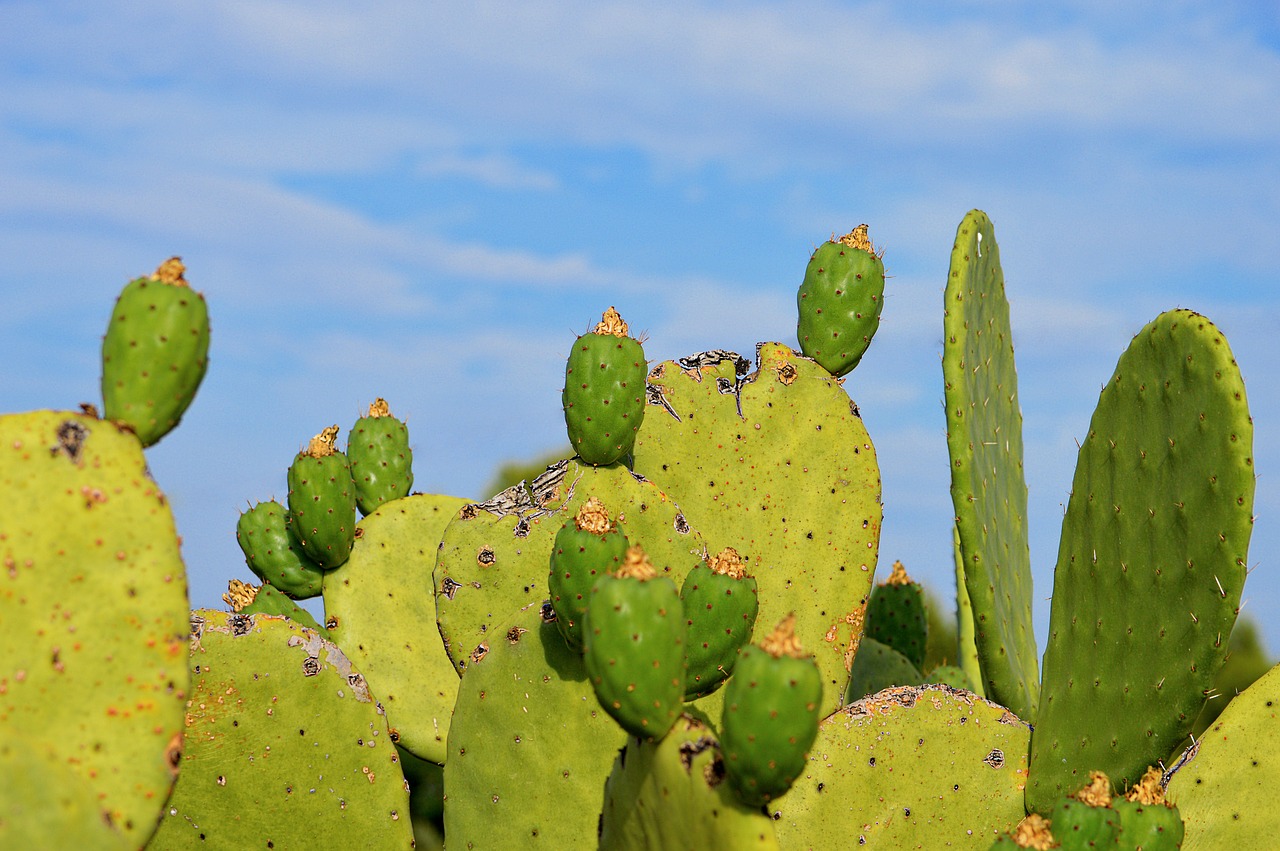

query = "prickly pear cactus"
322;493;470;764
634;343;882;715
434;458;704;675
0;410;189;846
598;714;780;850
0;736;131;849
347;398;414;516
562;306;648;466
1028;309;1255;811
548;496;630;650
100;257;210;447
680;546;759;699
583;547;687;740
443;603;627;848
147;611;413;849
286;425;358;569
864;560;927;670
796;224;885;377
942;209;1039;721
236;499;325;598
775;685;1032;850
954;526;986;699
222;578;326;632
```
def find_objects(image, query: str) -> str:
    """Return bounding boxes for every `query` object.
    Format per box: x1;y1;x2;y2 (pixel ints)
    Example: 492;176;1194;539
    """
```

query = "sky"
2;1;1278;658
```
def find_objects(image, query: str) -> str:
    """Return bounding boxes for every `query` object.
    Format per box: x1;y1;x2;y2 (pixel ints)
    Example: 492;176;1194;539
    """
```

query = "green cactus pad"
925;664;978;692
845;635;925;703
286;425;358;569
223;578;326;633
942;209;1039;721
775;685;1032;849
322;493;470;764
435;458;704;675
0;410;189;845
444;603;627;848
954;525;986;699
548;496;630;650
796;225;885;377
562;307;648;466
236;499;325;598
100;257;210;447
0;737;131;849
634;343;882;716
1166;662;1280;849
347;398;415;516
583;548;687;740
680;547;759;699
1028;309;1255;811
864;560;928;670
598;714;780;850
148;611;413;849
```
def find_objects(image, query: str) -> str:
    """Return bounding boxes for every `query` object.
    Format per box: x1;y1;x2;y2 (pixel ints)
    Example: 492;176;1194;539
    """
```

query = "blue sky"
2;1;1278;656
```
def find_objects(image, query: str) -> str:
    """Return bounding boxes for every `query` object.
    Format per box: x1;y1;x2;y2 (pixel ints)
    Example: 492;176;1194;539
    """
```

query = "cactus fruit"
100;257;210;447
583;546;687;740
562;306;647;465
1028;310;1254;811
943;210;1039;722
844;635;924;703
548;496;630;650
680;546;760;699
347;398;414;516
235;499;325;598
0;410;189;846
1112;768;1184;851
796;224;885;377
148;611;413;849
286;425;357;569
222;578;326;632
864;559;928;670
720;614;823;808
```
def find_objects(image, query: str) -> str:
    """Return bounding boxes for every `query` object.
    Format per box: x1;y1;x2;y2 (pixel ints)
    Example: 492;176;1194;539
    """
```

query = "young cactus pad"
942;209;1039;721
286;425;358;569
100;257;210;447
1028;310;1254;811
0;410;189;846
796;224;885;377
562;307;647;466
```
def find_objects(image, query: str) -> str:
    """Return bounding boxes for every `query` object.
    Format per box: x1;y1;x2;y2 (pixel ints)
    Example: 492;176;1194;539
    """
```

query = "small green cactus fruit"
680;546;760;699
222;578;326;632
1112;768;1184;851
796;224;885;377
562;306;647;466
548;495;629;650
347;397;414;515
583;546;687;740
1047;773;1122;848
286;425;357;569
100;257;210;447
721;613;823;808
236;499;325;598
864;560;928;670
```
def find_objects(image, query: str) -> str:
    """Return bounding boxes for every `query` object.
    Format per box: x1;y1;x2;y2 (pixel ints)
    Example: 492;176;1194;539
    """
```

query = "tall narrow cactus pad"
0;410;188;846
100;257;210;447
347;398;414;516
434;459;703;675
443;604;627;848
562;307;647;466
286;425;358;569
796;224;885;377
634;343;882;715
598;714;781;850
942;209;1038;719
148;612;413;849
1166;662;1280;850
775;685;1032;849
322;493;470;764
1028;310;1254;811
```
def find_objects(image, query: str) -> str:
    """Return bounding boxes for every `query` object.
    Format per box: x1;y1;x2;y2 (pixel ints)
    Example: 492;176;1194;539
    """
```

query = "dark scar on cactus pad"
646;382;681;421
51;419;89;462
677;736;718;772
441;577;461;599
506;626;527;644
476;546;496;567
302;656;321;677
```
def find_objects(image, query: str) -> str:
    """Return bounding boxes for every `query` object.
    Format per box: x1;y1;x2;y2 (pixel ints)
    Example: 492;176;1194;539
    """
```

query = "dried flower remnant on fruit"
616;546;657;581
709;546;748;579
760;613;807;659
153;256;189;286
1074;771;1113;807
222;579;258;612
1125;766;1167;805
575;497;612;535
366;398;391;418
304;426;340;458
1012;813;1055;850
595;306;629;337
884;560;912;586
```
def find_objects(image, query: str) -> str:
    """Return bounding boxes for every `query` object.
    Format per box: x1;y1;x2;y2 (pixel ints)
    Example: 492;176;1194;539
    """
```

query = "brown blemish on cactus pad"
594;306;629;337
476;546;496;567
1011;813;1055;850
1125;766;1167;805
883;560;912;586
616;546;657;580
153;256;188;286
52;419;88;462
776;363;798;385
575;497;612;535
222;579;258;612
303;425;340;458
709;546;748;579
1074;771;1112;807
760;612;807;659
366;398;391;418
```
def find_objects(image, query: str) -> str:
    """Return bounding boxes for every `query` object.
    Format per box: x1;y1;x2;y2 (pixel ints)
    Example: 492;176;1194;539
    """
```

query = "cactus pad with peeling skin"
236;499;325;599
562;307;647;466
347;398;414;515
286;425;357;569
1028;309;1254;812
100;257;210;447
796;225;885;377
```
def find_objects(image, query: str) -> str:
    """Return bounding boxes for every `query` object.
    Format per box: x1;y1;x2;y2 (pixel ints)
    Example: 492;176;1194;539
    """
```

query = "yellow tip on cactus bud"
834;224;883;259
1011;813;1056;850
709;546;748;579
574;497;612;535
223;578;259;612
760;612;807;659
884;560;913;586
153;256;188;286
304;425;340;458
1125;766;1168;806
1074;771;1113;807
616;545;657;580
367;398;391;418
595;306;630;337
